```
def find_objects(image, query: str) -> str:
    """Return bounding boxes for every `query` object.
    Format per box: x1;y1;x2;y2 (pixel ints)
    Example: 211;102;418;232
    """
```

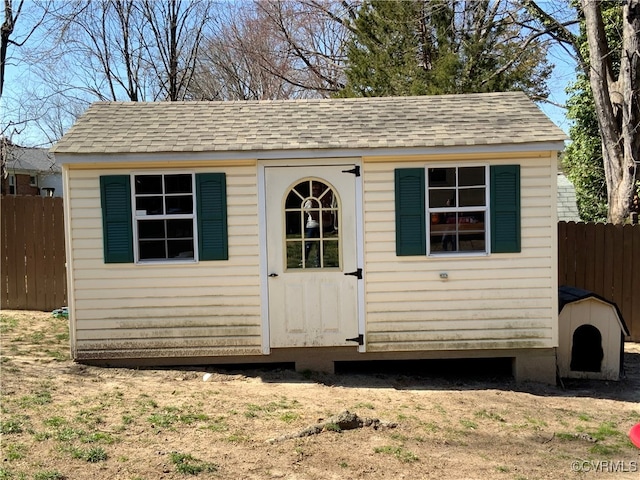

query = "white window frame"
426;164;490;257
29;175;38;187
131;172;199;264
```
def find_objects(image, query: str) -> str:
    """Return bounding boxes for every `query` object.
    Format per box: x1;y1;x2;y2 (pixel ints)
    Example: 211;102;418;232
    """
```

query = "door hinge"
341;166;360;177
346;334;364;346
344;268;362;279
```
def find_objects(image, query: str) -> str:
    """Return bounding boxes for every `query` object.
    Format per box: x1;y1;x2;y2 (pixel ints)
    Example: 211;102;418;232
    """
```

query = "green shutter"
395;168;426;256
490;165;521;253
196;173;228;261
100;175;134;263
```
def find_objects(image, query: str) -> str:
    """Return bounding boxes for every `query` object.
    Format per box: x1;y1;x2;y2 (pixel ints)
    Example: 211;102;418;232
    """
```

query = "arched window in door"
284;179;339;269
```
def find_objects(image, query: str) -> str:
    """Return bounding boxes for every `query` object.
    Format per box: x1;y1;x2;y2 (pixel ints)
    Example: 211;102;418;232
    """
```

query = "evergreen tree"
338;0;551;98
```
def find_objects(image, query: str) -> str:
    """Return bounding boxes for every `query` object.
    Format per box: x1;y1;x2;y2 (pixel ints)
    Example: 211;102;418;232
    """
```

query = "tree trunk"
582;0;639;224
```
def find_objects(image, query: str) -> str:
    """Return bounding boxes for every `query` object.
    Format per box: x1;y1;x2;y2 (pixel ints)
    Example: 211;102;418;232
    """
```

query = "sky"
2;2;578;148
2;55;577;148
538;43;577;136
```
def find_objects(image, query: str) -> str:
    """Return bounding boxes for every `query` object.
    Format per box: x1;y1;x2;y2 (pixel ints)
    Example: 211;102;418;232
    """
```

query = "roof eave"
54;141;566;165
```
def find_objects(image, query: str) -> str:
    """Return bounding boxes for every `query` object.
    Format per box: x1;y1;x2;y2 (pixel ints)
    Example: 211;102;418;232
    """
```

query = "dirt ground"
1;310;639;480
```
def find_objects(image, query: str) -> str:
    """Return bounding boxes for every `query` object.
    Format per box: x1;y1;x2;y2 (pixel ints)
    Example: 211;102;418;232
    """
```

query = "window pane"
429;190;456;208
136;196;163;215
458;212;485;251
430;233;457;252
286;211;303;237
322;240;339;267
296;181;311;199
135;175;162;194
459;166;485;186
458;233;485;252
164;174;192;194
166;219;193;238
165;195;193;214
428;168;455;187
138;219;165;239
312;181;329;200
304;239;321;267
287;241;303;269
459;187;485;207
285;189;304;209
459;211;485;229
167;239;194;259
139;240;166;260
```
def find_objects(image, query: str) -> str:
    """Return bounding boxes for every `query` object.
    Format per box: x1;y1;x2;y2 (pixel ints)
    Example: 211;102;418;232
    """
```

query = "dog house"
557;286;629;380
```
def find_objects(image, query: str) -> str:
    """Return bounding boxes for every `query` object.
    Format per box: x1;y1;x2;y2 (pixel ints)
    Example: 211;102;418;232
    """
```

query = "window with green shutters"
395;165;520;256
100;173;228;263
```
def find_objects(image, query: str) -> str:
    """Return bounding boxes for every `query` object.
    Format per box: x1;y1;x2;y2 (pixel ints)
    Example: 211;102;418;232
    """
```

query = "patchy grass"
373;445;419;463
474;409;506;422
68;445;108;463
170;452;218;475
1;310;639;480
0;315;19;333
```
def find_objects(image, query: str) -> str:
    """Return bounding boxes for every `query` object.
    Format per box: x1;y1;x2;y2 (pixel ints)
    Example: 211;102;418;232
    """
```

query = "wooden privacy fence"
558;221;640;341
1;195;67;311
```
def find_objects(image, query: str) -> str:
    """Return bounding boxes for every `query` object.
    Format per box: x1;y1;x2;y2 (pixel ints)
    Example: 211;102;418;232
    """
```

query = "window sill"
135;259;198;265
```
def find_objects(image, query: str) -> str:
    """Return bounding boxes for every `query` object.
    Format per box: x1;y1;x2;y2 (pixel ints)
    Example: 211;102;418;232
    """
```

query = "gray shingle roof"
557;173;581;222
52;92;566;155
6;145;60;173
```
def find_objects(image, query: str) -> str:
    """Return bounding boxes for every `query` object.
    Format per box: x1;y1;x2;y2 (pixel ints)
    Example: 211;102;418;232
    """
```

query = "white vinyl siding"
362;155;557;352
66;165;261;358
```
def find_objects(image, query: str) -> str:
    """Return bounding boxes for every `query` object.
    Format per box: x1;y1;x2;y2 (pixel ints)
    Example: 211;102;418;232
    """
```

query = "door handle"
269;273;279;277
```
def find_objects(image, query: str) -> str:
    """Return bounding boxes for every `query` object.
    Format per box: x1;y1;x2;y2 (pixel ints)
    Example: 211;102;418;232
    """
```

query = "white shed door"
265;165;359;348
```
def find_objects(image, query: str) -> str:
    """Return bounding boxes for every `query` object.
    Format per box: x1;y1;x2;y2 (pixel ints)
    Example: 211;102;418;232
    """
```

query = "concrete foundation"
84;347;558;385
512;349;557;384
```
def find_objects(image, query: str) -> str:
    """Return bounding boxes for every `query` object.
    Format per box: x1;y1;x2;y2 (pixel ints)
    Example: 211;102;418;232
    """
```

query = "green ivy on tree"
562;3;622;222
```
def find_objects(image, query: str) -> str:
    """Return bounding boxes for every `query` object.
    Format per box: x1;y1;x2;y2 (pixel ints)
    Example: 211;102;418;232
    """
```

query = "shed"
557;286;629;380
52;92;567;383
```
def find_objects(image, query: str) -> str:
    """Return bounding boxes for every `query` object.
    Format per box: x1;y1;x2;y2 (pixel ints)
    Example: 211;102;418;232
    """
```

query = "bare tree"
254;0;356;95
191;2;308;100
140;0;215;101
192;0;356;100
50;0;147;101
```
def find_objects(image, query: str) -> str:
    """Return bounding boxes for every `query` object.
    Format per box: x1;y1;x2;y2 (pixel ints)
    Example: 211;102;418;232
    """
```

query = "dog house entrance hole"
570;324;603;372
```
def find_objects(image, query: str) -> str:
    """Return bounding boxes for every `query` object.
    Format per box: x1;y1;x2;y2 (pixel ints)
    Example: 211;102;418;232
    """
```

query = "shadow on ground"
182;348;640;403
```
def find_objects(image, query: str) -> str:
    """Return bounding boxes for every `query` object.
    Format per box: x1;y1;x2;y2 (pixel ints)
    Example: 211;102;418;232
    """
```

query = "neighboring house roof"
557;173;581;222
5;145;60;174
558;285;629;335
52;92;567;157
